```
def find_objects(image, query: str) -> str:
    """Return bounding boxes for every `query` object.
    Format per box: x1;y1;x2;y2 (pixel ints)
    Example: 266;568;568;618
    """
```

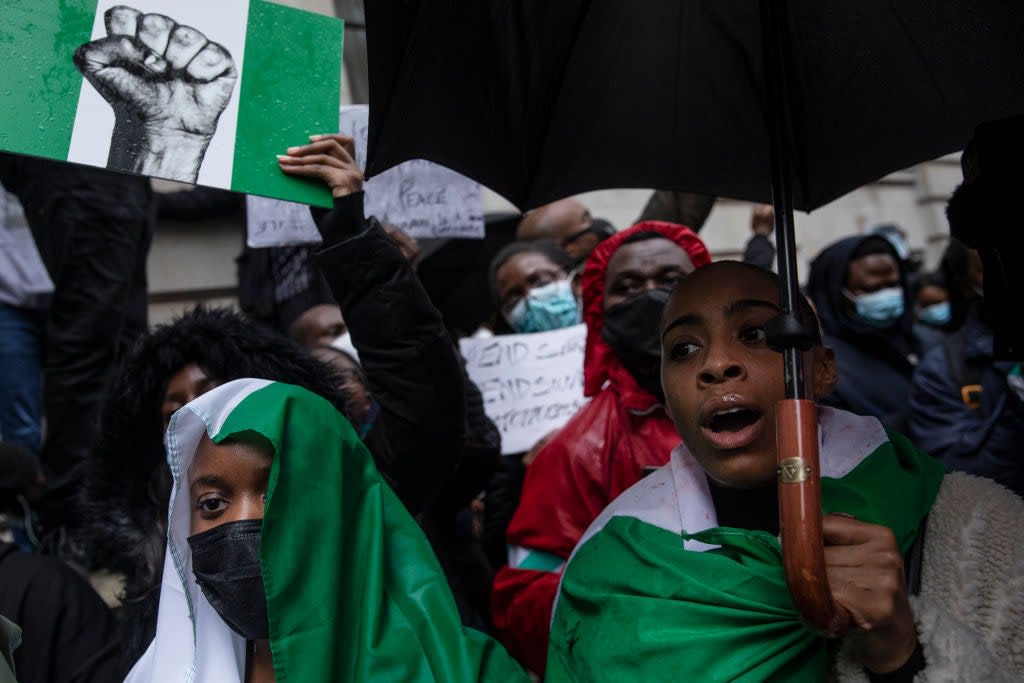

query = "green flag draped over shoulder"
126;379;528;683
547;408;945;683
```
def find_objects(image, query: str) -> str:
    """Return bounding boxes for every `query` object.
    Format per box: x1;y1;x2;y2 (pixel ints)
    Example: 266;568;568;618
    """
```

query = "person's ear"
811;346;839;398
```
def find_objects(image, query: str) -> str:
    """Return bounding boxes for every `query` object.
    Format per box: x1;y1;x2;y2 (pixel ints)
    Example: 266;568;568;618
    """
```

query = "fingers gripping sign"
73;5;238;183
278;134;365;199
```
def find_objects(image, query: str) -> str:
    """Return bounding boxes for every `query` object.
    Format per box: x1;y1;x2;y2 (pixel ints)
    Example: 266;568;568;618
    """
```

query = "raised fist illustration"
73;6;238;183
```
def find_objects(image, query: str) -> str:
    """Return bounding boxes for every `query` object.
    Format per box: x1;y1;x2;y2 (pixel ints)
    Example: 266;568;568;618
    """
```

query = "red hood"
581;220;711;411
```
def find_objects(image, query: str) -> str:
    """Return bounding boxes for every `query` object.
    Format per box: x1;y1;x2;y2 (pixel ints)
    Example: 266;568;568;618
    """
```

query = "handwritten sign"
246;195;321;248
245;106;486;246
460;324;589;455
341;105;485;240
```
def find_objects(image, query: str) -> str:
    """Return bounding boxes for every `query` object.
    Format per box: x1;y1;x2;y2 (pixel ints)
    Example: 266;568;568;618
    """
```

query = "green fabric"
0;616;19;683
548;436;945;683
0;0;98;159
211;382;528;682
231;1;339;208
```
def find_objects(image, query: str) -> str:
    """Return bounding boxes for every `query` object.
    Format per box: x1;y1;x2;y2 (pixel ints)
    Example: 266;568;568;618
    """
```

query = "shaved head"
517;198;591;243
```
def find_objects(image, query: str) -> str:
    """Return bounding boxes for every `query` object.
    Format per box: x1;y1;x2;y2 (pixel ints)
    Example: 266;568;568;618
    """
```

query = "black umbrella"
364;0;1024;632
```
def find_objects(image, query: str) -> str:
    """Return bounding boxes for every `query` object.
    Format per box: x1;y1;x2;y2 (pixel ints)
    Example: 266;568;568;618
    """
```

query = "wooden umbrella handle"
776;398;850;635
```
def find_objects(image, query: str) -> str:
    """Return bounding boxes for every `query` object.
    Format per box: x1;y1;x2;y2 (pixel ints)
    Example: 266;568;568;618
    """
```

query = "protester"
807;234;919;431
515;198;615;269
548;261;1024;681
490;221;711;674
123;379;527;682
0;188;51;456
489;240;577;334
911;271;949;349
76;142;474;665
74;307;366;668
946;115;1024;357
742;203;776;270
914;272;950;328
480;241;579;569
286;303;348;350
909;240;1024;496
281;134;503;631
0;155;153;526
871;223;921;276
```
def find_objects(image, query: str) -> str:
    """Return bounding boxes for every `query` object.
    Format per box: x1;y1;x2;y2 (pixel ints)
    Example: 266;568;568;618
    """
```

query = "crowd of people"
0;123;1020;683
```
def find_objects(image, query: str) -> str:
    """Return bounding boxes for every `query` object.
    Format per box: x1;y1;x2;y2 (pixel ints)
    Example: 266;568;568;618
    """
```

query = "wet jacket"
909;306;1024;496
491;222;710;674
807;235;919;432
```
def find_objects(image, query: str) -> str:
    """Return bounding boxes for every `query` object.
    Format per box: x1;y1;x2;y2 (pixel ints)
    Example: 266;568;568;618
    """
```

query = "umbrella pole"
760;0;849;636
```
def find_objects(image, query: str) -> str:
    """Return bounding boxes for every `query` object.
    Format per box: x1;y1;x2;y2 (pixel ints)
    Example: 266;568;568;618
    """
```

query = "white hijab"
124;379;274;683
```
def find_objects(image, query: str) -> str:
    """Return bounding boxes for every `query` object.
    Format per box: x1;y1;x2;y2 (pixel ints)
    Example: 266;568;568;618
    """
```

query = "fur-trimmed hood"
72;307;353;663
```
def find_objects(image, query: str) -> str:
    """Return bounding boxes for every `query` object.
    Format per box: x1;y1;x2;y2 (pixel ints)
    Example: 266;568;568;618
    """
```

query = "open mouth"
700;405;765;451
707;407;761;433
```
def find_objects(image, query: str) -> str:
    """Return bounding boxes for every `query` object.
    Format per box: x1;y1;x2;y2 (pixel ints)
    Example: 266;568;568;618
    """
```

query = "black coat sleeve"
312;192;464;515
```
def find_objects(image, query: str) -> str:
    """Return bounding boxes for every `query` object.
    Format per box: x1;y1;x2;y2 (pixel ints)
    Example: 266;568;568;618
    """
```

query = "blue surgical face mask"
845;286;904;328
917;301;951;327
504;279;581;333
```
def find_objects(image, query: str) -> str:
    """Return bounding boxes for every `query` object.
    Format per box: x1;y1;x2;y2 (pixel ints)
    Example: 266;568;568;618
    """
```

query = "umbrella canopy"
364;0;1024;639
365;1;1024;212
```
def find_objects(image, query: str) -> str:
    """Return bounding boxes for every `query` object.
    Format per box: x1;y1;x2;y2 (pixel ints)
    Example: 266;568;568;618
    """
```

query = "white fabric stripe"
815;407;889;479
507;546;566;572
126;379;275;683
194;378;273;439
553;407;891;620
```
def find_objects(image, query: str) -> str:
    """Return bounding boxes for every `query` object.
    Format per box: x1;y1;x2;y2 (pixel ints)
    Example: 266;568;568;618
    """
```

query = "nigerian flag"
547;407;945;683
0;0;339;206
127;379;529;682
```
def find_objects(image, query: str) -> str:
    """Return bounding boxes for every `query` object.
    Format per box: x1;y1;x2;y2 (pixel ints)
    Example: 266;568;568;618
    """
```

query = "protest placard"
246;196;321;248
460;324;588;455
0;0;342;207
340;106;485;240
245;106;486;246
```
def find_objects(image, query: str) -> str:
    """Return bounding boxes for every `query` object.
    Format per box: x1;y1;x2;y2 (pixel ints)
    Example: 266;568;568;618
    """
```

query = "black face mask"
601;288;670;401
188;519;269;640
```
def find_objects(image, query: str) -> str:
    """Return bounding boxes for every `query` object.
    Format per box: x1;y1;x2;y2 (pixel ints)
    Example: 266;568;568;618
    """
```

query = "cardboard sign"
0;0;342;207
341;106;485;240
245;106;486;247
460;324;589;455
245;195;321;248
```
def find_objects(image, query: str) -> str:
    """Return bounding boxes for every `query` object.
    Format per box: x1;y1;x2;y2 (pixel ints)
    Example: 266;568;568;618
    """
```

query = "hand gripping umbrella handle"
776;399;851;635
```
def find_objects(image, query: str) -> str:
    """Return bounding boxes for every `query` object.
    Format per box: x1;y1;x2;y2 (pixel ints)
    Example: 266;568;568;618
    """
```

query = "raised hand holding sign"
73;5;238;183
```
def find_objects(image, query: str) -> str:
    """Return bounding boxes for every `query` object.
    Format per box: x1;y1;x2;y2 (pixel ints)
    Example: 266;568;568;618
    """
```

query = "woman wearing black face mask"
125;379;528;683
492;222;710;675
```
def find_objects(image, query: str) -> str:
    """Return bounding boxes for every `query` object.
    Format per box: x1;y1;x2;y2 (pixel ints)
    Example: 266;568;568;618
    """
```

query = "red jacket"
491;222;711;674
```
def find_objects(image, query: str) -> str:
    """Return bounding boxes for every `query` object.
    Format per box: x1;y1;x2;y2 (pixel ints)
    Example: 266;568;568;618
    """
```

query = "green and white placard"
0;0;342;207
